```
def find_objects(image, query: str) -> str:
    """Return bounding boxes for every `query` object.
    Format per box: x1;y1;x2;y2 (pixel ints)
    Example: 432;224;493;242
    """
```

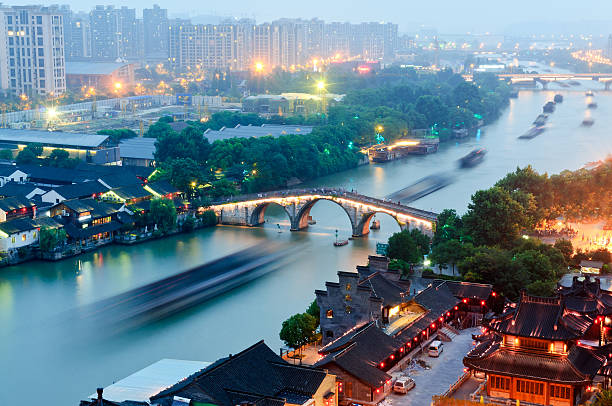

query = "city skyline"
5;0;612;34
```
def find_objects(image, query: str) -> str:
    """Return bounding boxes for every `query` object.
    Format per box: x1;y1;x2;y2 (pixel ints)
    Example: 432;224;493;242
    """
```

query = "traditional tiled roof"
0;182;46;198
445;281;492;300
145;180;179;196
62;198;119;219
394;281;460;344
109;185;153;201
0;217;44;234
358;271;407;308
52;181;109;200
64;221;122;239
464;340;606;384
316;322;403;388
0;195;35;212
488;293;592;340
150;341;327;406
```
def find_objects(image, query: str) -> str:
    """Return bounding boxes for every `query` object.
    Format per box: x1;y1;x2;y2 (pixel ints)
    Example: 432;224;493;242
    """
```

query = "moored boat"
586;90;595;97
554;94;563;103
587;102;598;109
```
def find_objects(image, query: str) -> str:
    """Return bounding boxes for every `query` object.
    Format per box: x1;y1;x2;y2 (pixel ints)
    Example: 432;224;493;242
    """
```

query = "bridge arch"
294;197;357;233
355;211;405;236
249;201;292;227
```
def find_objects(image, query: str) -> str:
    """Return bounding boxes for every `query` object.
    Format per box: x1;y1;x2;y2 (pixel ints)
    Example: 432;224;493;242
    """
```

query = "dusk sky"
8;0;612;33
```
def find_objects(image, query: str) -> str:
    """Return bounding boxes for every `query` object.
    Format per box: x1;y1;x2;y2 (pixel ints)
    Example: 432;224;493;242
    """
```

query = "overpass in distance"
495;72;612;89
209;188;438;237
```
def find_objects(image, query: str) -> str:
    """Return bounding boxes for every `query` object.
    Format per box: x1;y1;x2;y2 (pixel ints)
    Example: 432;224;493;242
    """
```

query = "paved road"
386;327;479;406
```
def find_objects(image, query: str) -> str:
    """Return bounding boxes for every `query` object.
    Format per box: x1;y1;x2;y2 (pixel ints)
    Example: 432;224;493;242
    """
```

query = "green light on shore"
474;114;483;119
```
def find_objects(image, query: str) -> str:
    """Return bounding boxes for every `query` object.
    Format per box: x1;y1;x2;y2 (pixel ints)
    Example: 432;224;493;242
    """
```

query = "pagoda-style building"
464;277;612;406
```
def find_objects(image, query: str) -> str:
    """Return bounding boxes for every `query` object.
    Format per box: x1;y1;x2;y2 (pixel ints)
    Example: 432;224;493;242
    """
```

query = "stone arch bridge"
209;188;438;237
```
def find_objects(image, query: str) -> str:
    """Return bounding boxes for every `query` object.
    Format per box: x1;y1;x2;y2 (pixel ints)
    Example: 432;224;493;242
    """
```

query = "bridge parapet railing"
210;188;438;220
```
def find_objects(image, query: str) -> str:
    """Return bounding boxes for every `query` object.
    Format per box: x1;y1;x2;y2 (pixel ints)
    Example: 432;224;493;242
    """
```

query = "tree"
97;129;137;144
462;187;530;247
279;313;317;353
149;198;177;234
0;149;14;160
432;209;462;246
592;389;612;406
154;126;211;163
145;119;175;139
159;158;203;193
39;227;66;252
554;239;574;265
387;229;431;266
430;240;472;275
16;143;43;164
306;300;320;328
46;149;79;168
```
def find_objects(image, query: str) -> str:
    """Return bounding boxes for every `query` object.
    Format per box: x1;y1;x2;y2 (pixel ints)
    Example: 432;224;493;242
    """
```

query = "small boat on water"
370;219;380;230
307;215;316;225
519;126;545;140
554;94;564;103
543;101;556;113
458;148;487;168
533;114;548;126
582;118;595;127
587;102;598;109
558;82;570;88
586;90;595;97
333;229;348;247
569;81;581;86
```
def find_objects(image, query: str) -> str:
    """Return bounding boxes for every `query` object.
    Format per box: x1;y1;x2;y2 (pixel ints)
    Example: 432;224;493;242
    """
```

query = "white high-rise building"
0;5;66;96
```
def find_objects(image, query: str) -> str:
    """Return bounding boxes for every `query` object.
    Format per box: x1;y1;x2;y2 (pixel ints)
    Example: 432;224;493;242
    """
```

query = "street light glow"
47;107;57;119
317;80;325;90
255;62;264;72
114;82;122;90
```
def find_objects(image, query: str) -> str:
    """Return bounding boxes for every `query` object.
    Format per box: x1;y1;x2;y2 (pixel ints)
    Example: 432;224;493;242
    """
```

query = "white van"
428;340;444;357
393;377;415;394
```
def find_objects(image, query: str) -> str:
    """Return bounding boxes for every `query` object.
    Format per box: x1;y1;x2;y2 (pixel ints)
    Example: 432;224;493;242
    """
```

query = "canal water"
2;85;612;405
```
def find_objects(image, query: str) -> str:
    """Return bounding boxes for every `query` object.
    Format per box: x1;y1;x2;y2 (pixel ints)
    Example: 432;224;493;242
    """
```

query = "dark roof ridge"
151;340;268;399
269;360;325;372
222;387;287;402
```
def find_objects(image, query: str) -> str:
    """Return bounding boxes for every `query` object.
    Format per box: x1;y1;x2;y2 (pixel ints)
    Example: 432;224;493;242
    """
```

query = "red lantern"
390;354;394;360
380;362;385;368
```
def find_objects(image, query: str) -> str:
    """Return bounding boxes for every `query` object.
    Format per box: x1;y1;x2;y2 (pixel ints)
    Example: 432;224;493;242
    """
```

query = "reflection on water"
1;89;612;405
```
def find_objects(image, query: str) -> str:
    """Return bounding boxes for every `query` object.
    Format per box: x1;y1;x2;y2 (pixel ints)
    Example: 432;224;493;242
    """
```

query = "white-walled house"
0;166;28;186
0;217;61;252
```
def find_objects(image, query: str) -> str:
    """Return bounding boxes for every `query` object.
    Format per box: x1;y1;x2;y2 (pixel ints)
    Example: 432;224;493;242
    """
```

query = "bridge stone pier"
210;188;438;237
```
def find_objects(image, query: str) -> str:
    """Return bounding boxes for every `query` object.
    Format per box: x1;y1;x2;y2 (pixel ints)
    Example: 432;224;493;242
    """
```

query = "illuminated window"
550;385;570;399
11;236;15;243
345;305;352;314
490;376;510;391
344;294;352;302
33;232;37;239
346;283;351;291
21;234;26;241
326;309;333;318
516;380;543;396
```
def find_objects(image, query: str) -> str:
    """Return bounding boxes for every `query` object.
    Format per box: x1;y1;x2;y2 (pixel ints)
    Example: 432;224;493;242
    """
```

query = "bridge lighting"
46;107;57;119
376;125;384;133
114;82;122;90
317;80;325;90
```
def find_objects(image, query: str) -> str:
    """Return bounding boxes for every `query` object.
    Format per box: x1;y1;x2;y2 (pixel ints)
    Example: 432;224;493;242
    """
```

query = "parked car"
428;340;444;357
393;377;416;394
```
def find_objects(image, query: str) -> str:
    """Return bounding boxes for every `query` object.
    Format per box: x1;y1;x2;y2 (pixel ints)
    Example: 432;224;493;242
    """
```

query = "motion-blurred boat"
582;118;595;127
554;94;564;103
519;126;545;140
458;148;487;168
386;173;454;203
533;114;548;126
587;102;598;109
543;101;556;113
